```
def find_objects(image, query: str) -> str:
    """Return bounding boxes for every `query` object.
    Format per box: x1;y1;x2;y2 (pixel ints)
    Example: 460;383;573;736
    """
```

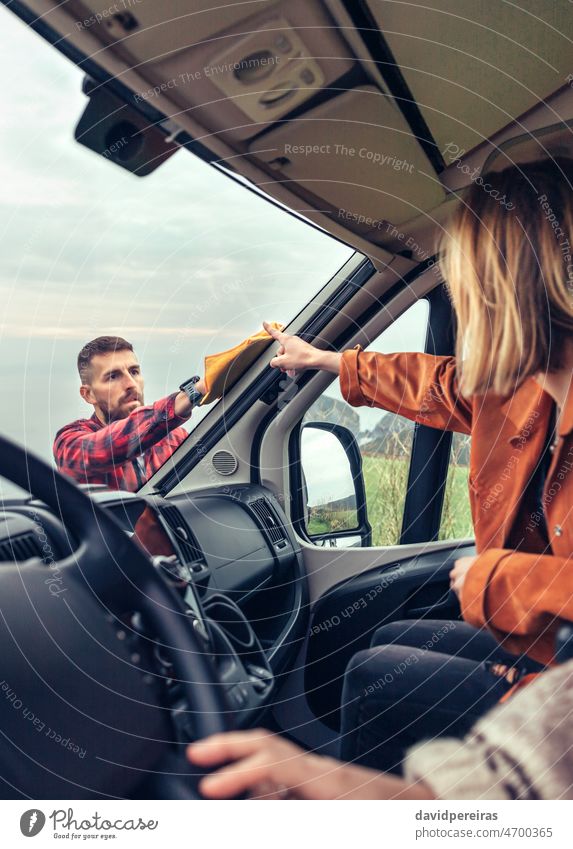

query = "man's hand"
186;729;434;800
263;321;341;376
450;555;478;599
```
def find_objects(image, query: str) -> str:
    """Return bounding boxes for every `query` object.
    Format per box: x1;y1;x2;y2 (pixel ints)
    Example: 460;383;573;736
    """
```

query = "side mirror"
300;422;371;547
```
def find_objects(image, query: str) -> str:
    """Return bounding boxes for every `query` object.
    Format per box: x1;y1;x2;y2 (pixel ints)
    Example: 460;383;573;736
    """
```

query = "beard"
99;392;144;423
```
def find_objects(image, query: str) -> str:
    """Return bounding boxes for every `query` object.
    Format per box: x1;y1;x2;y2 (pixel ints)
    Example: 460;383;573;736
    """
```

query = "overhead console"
71;0;355;141
368;0;573;161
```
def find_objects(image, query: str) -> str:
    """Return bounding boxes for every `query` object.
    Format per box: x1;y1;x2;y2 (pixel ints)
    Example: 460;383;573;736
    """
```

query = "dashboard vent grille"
0;533;42;563
211;450;238;476
249;498;287;547
159;505;207;570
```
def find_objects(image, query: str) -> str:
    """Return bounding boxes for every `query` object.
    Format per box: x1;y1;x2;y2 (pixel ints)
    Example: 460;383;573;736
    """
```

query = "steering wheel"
0;435;232;799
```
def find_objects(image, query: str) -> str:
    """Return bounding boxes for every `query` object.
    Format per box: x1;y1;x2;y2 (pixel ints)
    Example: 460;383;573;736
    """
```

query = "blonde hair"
439;157;573;397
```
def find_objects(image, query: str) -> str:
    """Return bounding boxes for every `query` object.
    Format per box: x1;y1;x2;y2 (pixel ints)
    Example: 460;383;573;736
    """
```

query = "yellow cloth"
201;321;284;404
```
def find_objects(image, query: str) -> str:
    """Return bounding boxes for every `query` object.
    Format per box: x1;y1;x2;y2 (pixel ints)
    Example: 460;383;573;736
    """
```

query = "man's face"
80;350;145;423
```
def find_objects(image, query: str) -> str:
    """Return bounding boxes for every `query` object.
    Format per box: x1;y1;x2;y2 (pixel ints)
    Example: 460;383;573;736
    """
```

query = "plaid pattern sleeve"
54;393;189;482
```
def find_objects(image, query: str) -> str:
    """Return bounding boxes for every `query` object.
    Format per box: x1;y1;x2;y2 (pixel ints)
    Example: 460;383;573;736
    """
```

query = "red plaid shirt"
53;392;189;492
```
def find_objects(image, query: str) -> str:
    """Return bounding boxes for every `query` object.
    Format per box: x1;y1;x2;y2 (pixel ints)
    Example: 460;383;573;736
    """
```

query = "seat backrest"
556;624;573;663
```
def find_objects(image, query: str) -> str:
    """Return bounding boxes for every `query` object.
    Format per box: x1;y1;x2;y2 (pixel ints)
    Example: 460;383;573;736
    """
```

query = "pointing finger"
263;320;285;342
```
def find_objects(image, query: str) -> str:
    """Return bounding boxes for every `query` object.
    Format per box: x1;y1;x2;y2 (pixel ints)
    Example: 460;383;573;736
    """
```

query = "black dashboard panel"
169;495;274;597
0;483;308;690
154;484;308;677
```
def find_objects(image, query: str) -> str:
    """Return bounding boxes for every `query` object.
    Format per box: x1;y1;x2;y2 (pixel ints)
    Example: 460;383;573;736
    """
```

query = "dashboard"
0;483;308;732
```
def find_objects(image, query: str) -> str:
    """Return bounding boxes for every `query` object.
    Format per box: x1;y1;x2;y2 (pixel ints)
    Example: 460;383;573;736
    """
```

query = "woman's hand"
450;555;478;599
263;321;341;377
186;729;434;800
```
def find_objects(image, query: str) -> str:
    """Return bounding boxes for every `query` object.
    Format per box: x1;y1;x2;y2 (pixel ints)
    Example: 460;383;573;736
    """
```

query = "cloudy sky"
0;8;354;469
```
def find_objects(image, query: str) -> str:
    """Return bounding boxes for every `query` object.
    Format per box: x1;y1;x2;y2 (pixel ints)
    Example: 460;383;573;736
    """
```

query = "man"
54;336;206;492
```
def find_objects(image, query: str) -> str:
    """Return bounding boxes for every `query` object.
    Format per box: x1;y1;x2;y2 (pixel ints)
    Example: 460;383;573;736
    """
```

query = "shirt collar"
500;377;551;445
501;373;573;444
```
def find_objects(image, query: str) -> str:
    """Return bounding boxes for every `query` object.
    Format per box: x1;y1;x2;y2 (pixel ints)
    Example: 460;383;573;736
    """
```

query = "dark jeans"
339;619;544;774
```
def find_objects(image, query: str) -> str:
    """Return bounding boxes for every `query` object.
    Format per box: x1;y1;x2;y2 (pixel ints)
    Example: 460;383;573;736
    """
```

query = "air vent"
159;505;207;572
211;450;239;476
0;533;42;564
249;498;288;548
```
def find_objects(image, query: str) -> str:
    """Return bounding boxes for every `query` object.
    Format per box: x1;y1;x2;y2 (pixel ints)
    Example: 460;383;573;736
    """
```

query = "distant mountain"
360;412;470;464
360;412;414;456
303;394;360;433
303;396;469;464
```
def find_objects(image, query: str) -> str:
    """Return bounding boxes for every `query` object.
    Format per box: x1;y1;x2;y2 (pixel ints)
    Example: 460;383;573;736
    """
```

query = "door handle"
404;589;458;619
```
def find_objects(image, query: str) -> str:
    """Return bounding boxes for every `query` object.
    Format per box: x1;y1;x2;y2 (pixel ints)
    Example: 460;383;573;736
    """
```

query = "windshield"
0;11;353;493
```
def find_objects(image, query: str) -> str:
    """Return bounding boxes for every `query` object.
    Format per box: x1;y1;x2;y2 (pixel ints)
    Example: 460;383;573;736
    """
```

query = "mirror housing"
74;79;179;176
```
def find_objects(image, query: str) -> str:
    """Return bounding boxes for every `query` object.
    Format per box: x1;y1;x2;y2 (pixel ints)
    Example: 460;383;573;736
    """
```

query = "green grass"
362;454;409;546
308;453;474;546
307;508;359;536
438;458;474;542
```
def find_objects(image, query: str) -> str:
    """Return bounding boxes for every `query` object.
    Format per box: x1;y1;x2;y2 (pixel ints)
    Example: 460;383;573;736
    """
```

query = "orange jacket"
339;346;573;665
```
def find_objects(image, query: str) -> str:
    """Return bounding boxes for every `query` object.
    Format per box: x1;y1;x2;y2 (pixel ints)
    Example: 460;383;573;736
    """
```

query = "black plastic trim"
1;1;216;162
399;284;456;543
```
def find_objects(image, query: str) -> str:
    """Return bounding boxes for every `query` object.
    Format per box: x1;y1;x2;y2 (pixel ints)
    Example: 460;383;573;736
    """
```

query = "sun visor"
248;86;445;241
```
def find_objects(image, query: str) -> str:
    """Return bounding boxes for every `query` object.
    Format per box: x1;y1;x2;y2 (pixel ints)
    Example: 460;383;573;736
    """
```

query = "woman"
257;156;573;774
191;156;573;793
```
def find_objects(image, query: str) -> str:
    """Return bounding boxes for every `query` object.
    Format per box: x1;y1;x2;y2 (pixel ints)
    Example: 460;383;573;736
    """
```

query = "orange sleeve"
339;347;472;434
461;548;573;665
